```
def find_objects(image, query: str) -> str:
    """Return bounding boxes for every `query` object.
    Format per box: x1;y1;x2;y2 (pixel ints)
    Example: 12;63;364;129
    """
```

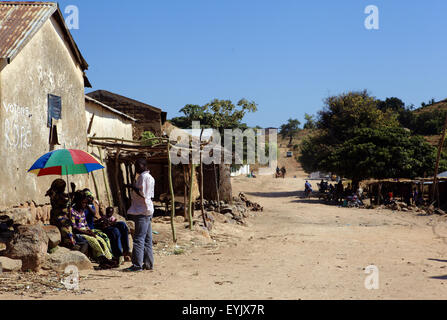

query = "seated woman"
71;191;116;268
82;189;101;229
46;179;88;254
95;207;131;265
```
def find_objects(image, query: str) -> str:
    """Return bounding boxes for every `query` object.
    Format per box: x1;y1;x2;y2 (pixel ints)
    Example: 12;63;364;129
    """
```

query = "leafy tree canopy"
303;113;317;130
280;118;301;145
323;127;438;181
317;90;399;144
170;99;257;132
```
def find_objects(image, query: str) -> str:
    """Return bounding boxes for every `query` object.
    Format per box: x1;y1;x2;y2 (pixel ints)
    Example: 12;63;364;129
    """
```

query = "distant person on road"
305;180;313;196
336;181;344;204
281;166;286;179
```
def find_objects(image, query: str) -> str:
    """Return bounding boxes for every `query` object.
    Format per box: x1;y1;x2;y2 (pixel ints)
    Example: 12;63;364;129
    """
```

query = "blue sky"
57;0;447;128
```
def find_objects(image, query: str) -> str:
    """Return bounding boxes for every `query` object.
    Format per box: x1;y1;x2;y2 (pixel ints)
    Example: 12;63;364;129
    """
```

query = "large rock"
4;208;34;226
5;224;48;272
221;208;234;215
43;225;61;249
43;247;93;272
0;257;22;272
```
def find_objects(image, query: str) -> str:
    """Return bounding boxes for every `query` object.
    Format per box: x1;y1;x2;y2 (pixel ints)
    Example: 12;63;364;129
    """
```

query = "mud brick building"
87;90;166;140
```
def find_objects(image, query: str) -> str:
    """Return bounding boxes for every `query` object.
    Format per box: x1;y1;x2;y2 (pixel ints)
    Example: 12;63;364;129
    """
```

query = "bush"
141;131;160;146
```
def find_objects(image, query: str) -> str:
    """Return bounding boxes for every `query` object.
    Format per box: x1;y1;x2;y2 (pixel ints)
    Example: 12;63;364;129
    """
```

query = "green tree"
299;91;442;185
317;90;398;145
377;97;405;113
280;118;301;146
141;131;160;146
303;113;317;130
170;99;257;132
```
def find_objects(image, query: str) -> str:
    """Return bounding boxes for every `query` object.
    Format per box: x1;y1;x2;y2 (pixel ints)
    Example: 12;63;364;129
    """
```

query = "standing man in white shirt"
123;158;155;272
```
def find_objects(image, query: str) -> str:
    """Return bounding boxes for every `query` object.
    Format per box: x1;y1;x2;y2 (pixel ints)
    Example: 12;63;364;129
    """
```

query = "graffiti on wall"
3;102;32;149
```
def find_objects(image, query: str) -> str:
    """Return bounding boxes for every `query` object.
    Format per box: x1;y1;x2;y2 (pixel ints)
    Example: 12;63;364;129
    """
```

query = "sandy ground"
3;172;447;300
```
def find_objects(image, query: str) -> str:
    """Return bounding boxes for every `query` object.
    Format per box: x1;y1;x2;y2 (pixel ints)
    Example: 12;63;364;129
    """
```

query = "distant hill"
413;99;447;114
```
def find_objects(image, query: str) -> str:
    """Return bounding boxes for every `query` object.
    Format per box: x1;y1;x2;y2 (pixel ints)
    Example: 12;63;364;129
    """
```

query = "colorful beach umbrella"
28;149;104;177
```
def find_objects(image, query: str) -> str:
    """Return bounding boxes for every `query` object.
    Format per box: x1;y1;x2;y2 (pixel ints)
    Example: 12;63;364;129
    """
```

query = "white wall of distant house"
231;164;251;177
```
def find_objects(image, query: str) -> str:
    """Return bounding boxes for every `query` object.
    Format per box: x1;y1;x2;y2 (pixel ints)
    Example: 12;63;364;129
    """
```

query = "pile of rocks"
192;193;263;226
383;201;446;216
238;192;264;212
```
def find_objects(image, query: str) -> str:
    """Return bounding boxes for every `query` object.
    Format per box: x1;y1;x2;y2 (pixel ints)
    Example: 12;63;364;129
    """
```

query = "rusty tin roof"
0;1;88;72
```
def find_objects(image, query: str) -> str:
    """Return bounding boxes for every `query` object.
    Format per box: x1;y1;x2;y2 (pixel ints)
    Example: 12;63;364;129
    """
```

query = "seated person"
83;189;99;230
384;192;395;205
71;191;116;268
45;179;88;253
95;207;131;264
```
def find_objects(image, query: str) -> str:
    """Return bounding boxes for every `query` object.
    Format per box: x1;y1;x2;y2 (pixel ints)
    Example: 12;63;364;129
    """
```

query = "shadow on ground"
245;191;300;198
428;258;447;263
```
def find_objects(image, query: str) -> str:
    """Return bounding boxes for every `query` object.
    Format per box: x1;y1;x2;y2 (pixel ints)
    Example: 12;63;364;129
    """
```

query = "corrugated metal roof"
0;1;57;61
0;1;88;75
85;95;138;122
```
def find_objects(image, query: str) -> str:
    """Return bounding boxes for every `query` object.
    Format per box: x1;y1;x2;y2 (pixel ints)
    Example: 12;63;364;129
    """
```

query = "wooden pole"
167;143;177;244
188;163;194;230
199;129;208;230
125;163;132;203
431;114;447;207
98;147;112;207
183;165;188;221
115;149;126;218
90;171;100;203
214;163;221;213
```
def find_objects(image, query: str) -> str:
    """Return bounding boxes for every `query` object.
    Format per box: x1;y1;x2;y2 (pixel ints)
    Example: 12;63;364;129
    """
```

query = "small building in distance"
85;96;137;206
85;96;136;141
86;90;167;140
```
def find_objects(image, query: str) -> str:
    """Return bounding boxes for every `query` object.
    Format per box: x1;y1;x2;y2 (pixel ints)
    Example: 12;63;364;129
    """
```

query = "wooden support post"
91;171;100;203
167;143;177;244
214;163;221;213
199;129;208;230
125;163;132;203
188;163;194;230
98;147;112;207
115;149;126;218
377;182;382;205
183;165;188;221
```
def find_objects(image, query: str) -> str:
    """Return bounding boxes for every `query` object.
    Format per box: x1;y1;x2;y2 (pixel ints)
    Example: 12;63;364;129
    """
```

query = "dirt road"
3;175;447;300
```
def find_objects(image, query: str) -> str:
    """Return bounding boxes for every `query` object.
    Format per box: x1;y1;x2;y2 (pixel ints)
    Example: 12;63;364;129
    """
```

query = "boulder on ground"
221;208;234;215
43;246;93;272
43;225;61;249
5;224;48;272
0;256;22;272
